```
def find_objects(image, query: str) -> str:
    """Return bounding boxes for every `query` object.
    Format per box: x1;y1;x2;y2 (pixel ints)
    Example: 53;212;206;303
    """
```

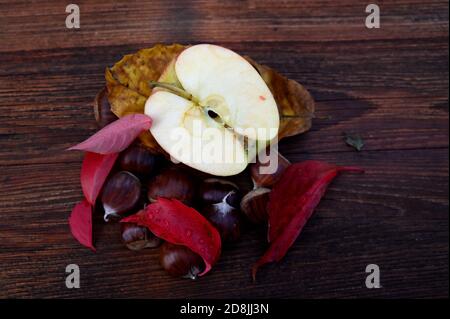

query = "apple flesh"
145;44;279;176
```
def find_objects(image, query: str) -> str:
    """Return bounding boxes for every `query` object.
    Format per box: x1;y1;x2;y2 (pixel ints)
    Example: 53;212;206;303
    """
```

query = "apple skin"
145;44;280;177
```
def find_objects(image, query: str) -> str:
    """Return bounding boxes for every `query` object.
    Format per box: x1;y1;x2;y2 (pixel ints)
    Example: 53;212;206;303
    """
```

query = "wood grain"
0;0;448;52
0;0;448;298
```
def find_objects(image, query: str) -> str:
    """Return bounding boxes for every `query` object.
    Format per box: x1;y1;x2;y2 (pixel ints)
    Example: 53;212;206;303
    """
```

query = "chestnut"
159;242;204;280
121;222;162;251
119;143;158;176
240;187;271;224
202;201;242;243
198;178;240;207
101;171;141;222
147;167;196;205
250;149;290;187
93;87;118;127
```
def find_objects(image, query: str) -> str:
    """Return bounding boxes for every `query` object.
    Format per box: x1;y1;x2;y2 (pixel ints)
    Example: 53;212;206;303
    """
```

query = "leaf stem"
149;81;199;103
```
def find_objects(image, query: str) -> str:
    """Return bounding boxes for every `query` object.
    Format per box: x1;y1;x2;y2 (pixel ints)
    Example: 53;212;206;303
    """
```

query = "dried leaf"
68;114;152;154
103;44;315;157
137;130;167;155
106;68;148;117
246;57;315;140
344;133;365;151
109;44;186;97
104;75;164;153
104;44;185;155
122;198;222;276
158;57;183;87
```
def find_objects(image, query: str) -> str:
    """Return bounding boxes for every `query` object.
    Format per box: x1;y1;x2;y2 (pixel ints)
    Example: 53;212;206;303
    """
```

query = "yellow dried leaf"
102;44;315;157
104;44;186;155
109;44;185;96
106;68;147;117
138;130;167;155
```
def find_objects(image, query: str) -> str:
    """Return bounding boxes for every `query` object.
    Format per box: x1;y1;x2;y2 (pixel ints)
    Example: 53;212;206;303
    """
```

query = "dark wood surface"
0;0;448;298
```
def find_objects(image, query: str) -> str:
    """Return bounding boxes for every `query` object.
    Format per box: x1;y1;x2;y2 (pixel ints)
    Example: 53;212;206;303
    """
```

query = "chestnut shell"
119;143;157;176
202;202;242;243
198;178;241;208
121;222;162;250
101;171;141;222
93;87;118;128
240;187;270;224
159;242;204;280
250;150;291;187
147;167;196;205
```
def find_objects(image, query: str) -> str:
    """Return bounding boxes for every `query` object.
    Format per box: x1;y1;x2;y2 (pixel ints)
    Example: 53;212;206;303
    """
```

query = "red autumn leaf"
81;152;119;205
268;161;363;242
68;114;152;154
252;161;364;280
122;198;221;276
68;199;95;251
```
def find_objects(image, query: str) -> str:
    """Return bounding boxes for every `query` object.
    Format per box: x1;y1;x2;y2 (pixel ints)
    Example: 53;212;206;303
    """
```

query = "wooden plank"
0;148;447;298
0;0;448;52
0;0;447;299
0;96;447;166
0;39;448;101
0;38;447;165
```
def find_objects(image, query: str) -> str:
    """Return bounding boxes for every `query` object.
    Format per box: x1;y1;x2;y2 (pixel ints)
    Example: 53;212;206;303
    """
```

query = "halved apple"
145;44;279;176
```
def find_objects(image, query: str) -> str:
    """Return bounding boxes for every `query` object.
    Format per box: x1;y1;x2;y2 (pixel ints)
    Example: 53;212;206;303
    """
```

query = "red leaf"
69;199;96;251
252;161;364;280
68;114;152;154
122;198;221;276
81;152;119;205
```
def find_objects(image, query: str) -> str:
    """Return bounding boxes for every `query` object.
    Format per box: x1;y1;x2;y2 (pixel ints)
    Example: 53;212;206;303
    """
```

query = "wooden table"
0;0;448;298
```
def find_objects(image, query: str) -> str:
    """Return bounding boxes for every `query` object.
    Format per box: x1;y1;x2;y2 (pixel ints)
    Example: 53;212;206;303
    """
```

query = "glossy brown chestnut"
250;149;291;187
159;242;204;280
121;222;162;250
119;143;157;176
101;171;141;222
202;191;243;243
93;87;118;127
240;187;270;224
147;167;195;205
198;178;240;208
